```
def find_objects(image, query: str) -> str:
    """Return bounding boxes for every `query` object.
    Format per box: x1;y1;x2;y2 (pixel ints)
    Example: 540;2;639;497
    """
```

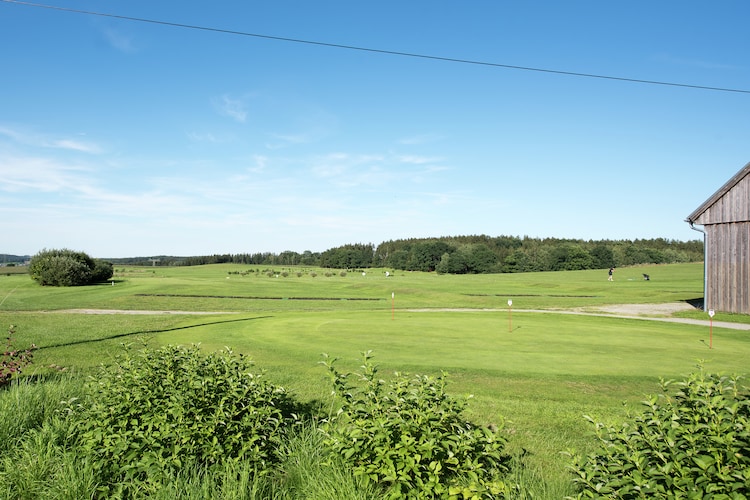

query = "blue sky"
2;1;749;258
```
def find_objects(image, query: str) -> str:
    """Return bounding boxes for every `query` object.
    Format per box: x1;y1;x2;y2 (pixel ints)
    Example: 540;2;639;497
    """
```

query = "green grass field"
1;262;747;497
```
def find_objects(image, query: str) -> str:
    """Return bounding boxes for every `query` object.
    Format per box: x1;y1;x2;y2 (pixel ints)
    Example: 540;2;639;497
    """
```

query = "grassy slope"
1;262;746;495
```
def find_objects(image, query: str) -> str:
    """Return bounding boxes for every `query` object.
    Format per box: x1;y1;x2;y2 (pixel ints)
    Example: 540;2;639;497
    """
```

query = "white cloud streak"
214;94;248;122
0;126;101;153
0;155;92;193
0;123;468;255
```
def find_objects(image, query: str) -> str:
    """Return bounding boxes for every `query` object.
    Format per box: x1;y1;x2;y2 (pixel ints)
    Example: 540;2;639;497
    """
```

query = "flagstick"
508;299;513;332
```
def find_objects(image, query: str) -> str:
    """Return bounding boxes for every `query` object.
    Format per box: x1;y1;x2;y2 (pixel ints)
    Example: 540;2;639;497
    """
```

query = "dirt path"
409;302;750;331
48;303;750;330
47;309;228;315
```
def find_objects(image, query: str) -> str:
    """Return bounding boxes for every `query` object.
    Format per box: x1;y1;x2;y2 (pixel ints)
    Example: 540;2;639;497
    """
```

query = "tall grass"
0;373;84;448
121;424;390;499
0;374;98;499
272;423;382;500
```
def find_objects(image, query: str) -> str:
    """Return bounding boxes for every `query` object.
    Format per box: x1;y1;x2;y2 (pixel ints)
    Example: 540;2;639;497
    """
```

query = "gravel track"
47;303;750;330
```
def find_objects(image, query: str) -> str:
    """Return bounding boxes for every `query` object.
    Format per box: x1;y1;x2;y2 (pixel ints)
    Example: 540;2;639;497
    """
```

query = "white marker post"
392;292;395;320
708;309;715;349
508;299;513;332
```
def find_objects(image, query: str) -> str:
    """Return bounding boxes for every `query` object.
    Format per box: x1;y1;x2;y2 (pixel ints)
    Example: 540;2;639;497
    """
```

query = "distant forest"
107;236;704;275
0;254;30;265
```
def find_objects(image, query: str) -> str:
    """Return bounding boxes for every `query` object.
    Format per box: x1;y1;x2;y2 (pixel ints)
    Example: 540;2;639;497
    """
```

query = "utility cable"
2;0;749;95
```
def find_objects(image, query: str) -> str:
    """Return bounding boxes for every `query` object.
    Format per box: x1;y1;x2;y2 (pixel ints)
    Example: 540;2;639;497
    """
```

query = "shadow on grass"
685;297;704;310
38;315;273;349
464;293;600;298
135;293;382;301
94;279;127;285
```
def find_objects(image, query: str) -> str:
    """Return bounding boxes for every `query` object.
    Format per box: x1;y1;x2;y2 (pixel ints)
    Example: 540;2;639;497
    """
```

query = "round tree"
29;248;113;286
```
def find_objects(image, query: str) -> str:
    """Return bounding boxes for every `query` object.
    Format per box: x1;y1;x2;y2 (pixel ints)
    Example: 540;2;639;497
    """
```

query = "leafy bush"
568;367;750;498
321;351;514;499
90;259;114;283
71;344;300;496
1;325;36;387
28;248;113;286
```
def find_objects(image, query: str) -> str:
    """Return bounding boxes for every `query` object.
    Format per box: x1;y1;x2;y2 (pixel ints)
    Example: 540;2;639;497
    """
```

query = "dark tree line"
315;236;702;273
319;243;375;269
118;235;702;275
0;254;30;265
179;251;320;267
376;235;703;274
109;251;322;267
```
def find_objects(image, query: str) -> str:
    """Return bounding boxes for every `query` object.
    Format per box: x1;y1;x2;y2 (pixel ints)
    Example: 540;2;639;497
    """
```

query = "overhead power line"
3;0;750;95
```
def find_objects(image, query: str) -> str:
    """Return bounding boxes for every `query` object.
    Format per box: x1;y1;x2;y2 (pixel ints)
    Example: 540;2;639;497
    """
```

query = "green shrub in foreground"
568;368;750;499
71;343;300;496
321;351;514;499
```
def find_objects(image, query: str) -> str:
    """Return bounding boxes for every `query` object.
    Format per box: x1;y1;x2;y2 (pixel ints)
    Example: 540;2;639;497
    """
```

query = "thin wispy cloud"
0;155;92;193
653;53;742;71
1;122;457;242
311;163;347;179
0;126;101;153
0;149;208;221
51;139;101;153
214;95;248;122
186;131;222;143
398;134;443;145
0;126;26;143
102;26;137;53
265;132;313;149
83;190;203;218
397;154;442;165
418;164;450;174
310;153;385;186
308;152;453;189
247;155;269;173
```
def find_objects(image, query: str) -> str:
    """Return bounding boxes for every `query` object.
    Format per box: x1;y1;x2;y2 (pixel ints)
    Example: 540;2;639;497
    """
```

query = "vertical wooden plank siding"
698;174;750;225
689;162;750;315
704;222;750;314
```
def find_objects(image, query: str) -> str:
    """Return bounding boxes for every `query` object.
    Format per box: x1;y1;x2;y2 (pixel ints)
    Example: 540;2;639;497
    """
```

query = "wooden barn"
686;160;750;314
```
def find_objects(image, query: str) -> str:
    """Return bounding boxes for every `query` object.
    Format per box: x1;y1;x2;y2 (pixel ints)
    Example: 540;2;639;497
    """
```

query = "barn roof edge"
685;160;750;223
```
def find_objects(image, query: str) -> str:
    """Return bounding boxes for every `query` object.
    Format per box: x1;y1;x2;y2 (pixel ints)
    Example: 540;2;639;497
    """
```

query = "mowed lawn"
1;261;747;491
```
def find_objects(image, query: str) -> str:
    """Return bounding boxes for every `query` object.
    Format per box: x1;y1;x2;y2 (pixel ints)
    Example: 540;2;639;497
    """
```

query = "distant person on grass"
608;267;614;281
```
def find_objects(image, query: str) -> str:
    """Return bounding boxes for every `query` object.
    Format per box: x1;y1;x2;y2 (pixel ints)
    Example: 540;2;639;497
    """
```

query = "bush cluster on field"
28;249;113;286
